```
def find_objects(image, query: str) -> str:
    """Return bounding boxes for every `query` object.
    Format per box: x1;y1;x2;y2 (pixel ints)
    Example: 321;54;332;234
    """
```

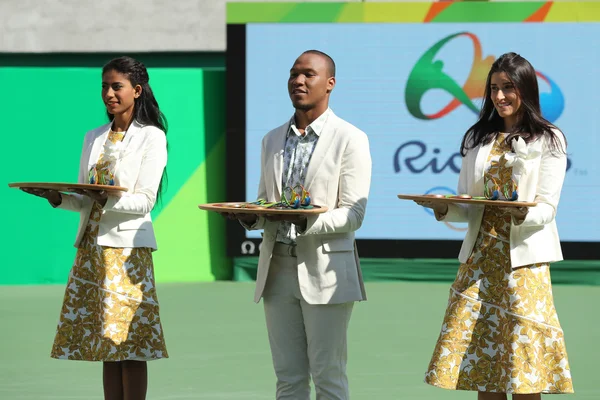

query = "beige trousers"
262;244;354;400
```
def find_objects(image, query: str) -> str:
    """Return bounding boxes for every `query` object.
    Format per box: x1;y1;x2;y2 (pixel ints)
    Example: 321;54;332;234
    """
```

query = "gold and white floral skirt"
51;203;168;361
424;209;573;394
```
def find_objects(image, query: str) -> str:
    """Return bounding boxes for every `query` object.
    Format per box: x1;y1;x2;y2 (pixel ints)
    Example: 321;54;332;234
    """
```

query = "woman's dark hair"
460;52;565;156
102;56;168;204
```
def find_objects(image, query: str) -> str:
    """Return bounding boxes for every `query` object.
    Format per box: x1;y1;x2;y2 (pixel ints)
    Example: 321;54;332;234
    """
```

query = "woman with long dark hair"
22;56;168;400
418;52;573;399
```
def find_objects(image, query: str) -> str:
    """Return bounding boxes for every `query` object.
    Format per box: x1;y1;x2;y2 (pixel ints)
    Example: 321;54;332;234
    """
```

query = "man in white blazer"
236;50;372;399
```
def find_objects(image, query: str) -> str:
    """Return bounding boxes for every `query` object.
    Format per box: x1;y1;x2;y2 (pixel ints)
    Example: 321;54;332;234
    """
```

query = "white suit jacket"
443;129;567;269
57;120;167;250
247;111;372;305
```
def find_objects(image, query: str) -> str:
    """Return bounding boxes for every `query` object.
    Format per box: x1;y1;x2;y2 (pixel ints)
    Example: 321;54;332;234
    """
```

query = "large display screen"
226;2;599;259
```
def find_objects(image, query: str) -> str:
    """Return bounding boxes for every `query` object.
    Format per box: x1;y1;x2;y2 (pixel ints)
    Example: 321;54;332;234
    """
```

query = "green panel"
280;3;347;23
1;68;105;285
431;2;546;22
151;68;225;215
234;257;600;286
200;137;231;280
0;66;229;285
153;136;231;282
226;1;600;23
228;2;349;23
546;2;600;22
149;68;207;214
151;68;231;282
227;2;298;24
336;3;364;23
363;2;431;23
202;70;226;155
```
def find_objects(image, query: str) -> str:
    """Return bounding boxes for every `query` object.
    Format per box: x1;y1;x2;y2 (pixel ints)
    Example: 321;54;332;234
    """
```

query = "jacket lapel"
87;122;112;172
112;121;141;177
303;113;338;191
472;139;494;196
87;120;141;179
271;125;288;199
121;120;140;150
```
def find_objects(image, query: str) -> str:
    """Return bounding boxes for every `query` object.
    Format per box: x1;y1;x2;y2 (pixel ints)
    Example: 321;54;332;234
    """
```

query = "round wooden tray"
8;182;128;195
397;194;536;208
198;202;328;215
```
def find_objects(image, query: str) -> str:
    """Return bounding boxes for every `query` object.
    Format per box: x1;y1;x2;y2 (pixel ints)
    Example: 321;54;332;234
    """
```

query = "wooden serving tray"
198;202;328;215
397;194;536;208
8;182;128;195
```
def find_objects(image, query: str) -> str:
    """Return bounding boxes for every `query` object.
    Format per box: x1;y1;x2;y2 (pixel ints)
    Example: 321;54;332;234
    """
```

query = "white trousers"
262;249;354;400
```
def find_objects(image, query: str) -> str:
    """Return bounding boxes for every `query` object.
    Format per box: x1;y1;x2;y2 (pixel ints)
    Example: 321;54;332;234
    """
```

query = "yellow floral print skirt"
50;203;168;361
425;214;573;394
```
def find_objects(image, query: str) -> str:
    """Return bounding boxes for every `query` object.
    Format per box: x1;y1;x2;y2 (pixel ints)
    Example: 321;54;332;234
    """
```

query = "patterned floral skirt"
51;204;168;361
424;224;573;394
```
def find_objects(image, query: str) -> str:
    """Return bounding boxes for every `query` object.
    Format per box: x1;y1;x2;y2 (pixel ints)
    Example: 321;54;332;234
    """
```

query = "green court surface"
1;281;597;399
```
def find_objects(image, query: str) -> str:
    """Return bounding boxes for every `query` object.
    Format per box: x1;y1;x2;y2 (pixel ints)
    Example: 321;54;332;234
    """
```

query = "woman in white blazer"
418;53;573;399
22;56;168;400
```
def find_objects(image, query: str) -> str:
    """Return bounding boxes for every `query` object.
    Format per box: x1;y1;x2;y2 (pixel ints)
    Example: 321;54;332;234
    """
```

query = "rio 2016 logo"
405;32;565;122
397;32;566;231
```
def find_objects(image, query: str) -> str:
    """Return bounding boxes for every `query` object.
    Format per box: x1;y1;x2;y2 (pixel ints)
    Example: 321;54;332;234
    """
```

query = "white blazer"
57;120;167;250
443;129;567;269
246;111;372;305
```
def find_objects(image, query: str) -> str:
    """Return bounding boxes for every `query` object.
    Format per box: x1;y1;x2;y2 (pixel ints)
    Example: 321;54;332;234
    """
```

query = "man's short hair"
302;50;336;77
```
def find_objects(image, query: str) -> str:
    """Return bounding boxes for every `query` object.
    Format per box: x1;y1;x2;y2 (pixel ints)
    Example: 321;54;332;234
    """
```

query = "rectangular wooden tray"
8;182;128;195
198;202;328;216
397;194;536;208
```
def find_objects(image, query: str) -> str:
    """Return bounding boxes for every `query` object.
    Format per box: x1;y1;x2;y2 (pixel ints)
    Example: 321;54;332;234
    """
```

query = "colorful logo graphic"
405;32;564;122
